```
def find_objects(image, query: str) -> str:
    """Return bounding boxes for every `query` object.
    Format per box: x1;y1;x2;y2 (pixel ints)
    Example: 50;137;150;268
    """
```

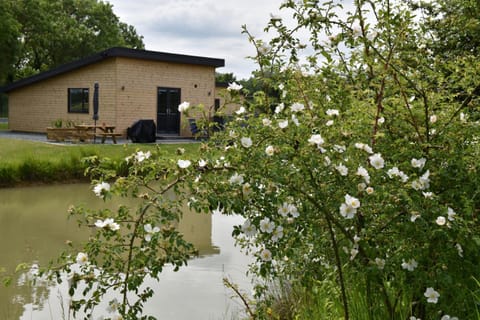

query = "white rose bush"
41;0;479;319
193;1;479;318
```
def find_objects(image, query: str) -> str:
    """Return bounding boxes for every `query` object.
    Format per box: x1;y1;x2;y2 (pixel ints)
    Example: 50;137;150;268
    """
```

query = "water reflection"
0;184;251;319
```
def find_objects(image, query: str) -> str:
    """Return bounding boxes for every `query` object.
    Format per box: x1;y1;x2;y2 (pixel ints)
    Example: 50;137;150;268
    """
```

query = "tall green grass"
472;278;480;319
289;280;345;320
260;275;417;320
0;138;200;187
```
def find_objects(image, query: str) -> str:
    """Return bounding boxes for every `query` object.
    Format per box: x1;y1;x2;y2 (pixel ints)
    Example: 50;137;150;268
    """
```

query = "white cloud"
107;1;373;79
107;0;283;79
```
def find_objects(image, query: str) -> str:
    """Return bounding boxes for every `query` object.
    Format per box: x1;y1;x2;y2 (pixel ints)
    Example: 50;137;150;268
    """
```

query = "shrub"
41;1;480;319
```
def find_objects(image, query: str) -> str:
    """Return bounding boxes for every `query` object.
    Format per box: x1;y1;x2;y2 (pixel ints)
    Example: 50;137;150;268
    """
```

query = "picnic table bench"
74;124;121;144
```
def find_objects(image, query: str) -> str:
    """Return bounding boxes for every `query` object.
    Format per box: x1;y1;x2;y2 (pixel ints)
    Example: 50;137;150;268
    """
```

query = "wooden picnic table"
74;124;121;144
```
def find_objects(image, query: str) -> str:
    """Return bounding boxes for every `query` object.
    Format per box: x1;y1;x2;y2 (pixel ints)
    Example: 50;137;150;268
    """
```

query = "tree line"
0;0;144;86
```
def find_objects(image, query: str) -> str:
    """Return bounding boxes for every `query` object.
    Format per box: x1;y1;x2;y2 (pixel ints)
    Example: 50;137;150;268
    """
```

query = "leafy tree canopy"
410;0;480;58
0;0;144;84
215;72;237;85
0;0;21;84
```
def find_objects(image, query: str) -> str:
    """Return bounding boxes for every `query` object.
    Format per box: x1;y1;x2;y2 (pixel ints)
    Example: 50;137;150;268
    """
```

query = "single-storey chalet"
0;47;225;137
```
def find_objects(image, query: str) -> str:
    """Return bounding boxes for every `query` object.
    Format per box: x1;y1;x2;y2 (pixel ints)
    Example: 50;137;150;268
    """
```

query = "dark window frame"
68;88;89;113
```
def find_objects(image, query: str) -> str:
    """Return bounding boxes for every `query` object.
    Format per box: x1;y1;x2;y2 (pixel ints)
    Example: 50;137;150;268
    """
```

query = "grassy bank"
0;137;200;187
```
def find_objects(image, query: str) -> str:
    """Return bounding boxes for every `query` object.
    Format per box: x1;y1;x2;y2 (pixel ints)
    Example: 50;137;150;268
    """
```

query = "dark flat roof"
0;47;225;93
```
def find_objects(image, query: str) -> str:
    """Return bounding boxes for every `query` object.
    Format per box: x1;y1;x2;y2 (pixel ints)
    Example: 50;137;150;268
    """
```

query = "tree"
215;72;237;85
410;0;480;58
0;0;21;84
409;0;480;121
1;0;144;83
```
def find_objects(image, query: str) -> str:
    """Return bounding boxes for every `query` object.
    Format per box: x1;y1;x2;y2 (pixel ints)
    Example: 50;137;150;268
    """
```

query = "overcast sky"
106;0;285;80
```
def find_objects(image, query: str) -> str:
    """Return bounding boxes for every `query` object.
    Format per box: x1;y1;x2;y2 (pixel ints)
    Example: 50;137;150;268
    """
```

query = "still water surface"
0;184;251;319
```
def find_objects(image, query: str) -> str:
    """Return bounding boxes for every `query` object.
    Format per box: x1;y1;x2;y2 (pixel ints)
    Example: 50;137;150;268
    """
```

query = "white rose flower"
455;243;463;258
375;258;385;269
270;13;282;21
290;102;305;112
356;166;370;184
324;156;331;166
76;252;88;265
291;114;299;126
447;207;456;221
265;145;275;156
93;182;110;199
275;103;285;114
259;217;275;233
178;101;190;113
357;182;367;192
241;137;253;148
345;194;360;208
235;106;246;115
422;191;433;198
278;202;290;217
103;218;120;231
401;259;418;271
339;203;356;219
424;287;440;304
333;144;346;153
229;173;244;185
241;219;257;237
436;216;446;226
308;134;324;146
410;213;421;222
362;144;373;154
227;82;243;91
278;119;288;129
134;151;151;162
198;159;207;167
242;182;252;196
411;158;426;170
289;204;299;218
260;248;272;261
441;315;459;320
335;164;349;176
144;223;160;242
177;159;191;169
369;153;385;169
271;226;284;242
326;109;340;116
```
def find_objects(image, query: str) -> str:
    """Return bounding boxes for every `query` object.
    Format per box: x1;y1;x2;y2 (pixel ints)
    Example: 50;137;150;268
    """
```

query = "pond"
0;184;252;319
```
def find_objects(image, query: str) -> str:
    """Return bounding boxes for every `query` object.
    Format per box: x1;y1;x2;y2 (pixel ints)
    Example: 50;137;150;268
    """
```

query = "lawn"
0;137;201;187
0;137;199;164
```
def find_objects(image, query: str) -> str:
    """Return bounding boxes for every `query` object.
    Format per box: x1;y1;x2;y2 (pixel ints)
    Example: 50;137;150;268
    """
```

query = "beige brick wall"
115;57;216;137
8;57;218;137
9;60;117;133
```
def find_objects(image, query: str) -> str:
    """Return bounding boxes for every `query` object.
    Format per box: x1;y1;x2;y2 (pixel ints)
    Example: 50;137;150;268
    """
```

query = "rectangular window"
68;88;89;113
